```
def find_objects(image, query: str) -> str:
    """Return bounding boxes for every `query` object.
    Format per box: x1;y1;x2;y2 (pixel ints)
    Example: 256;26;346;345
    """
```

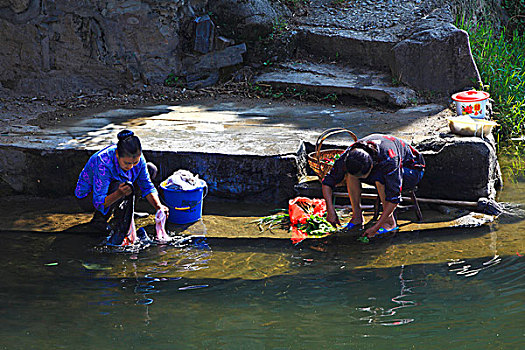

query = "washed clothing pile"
162;170;206;190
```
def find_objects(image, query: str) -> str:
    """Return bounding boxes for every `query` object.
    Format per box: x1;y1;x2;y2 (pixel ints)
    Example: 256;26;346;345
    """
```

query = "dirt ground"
1;82;255;129
0;79;452;137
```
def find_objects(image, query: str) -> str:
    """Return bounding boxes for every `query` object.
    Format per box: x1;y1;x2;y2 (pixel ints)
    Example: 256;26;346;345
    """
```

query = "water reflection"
358;265;418;326
448;255;502;277
1;230;523;349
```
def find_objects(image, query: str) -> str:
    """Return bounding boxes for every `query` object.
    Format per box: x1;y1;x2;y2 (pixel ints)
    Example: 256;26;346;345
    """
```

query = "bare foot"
349;214;365;226
381;216;397;231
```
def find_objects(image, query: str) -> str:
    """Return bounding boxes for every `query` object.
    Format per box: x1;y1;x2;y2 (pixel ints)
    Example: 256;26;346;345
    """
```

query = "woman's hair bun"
117;129;134;141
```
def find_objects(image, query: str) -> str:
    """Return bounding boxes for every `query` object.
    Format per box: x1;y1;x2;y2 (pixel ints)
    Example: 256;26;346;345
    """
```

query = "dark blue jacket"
322;134;425;203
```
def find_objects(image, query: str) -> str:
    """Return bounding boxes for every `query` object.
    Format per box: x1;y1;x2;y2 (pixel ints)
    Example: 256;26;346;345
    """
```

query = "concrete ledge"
0;146;306;204
0;100;502;203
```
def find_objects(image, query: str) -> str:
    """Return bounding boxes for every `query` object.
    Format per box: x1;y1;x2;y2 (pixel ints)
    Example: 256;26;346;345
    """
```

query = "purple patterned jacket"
74;145;157;214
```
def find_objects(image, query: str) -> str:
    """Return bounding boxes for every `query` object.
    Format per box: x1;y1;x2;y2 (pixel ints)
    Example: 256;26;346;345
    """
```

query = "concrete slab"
254;61;418;107
0;97;501;203
0;100;448;153
0;98;454;202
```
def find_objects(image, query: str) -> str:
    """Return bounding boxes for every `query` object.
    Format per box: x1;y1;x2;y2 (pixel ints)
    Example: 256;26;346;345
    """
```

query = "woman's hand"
146;192;169;216
322;184;340;227
363;225;379;238
117;182;133;197
157;203;169;216
326;208;340;227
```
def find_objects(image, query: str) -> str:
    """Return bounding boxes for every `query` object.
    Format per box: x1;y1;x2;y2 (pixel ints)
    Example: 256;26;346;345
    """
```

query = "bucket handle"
161;185;208;211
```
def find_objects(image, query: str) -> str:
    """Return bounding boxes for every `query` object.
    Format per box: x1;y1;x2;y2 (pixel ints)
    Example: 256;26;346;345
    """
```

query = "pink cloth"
155;210;170;242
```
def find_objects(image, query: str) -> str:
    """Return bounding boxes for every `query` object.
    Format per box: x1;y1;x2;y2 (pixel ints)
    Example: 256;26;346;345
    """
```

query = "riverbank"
0;89;501;203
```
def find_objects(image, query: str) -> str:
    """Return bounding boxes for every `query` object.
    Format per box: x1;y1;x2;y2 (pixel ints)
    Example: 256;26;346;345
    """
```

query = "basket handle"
315;128;358;167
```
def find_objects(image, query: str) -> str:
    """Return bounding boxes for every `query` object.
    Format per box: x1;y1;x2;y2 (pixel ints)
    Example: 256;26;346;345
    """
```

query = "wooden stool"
372;188;423;222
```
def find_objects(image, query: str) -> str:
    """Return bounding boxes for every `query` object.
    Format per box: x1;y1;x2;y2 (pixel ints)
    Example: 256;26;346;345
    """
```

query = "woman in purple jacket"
322;134;425;238
75;130;168;236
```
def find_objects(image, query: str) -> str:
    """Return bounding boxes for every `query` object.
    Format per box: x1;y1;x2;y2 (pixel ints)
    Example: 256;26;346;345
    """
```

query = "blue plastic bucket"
160;180;208;224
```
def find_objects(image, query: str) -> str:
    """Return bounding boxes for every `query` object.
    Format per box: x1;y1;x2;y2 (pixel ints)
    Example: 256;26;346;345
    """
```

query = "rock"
390;17;482;95
208;0;291;41
0;0;491;99
296;26;396;72
194;14;215;54
215;36;235;51
417;135;502;201
186;71;219;89
2;0;31;13
0;0;38;23
182;43;247;75
0;0;197;96
254;61;418;107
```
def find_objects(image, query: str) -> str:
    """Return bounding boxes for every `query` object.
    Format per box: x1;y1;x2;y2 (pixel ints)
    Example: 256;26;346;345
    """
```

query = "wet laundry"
162;169;203;191
155;209;171;243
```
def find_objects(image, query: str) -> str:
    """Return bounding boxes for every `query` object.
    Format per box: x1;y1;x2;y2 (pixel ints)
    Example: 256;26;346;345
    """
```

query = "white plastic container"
451;90;490;119
447;116;497;137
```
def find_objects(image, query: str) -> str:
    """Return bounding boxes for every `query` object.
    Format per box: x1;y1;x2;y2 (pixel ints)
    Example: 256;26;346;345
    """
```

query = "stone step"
295;25;397;72
253;61;417;107
290;0;433;71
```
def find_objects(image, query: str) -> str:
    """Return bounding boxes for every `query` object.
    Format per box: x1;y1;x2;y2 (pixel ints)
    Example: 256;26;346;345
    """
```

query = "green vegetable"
252;213;290;232
253;211;336;238
297;214;336;236
357;236;370;243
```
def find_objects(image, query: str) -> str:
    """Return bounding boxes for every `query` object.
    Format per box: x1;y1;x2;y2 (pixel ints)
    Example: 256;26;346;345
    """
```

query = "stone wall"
0;0;492;97
0;0;203;96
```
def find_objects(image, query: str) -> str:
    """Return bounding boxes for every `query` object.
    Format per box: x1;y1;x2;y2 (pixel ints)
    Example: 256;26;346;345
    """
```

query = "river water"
0;165;523;349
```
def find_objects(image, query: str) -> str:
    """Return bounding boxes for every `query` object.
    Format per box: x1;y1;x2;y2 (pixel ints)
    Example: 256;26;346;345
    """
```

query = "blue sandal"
375;226;399;236
343;222;363;230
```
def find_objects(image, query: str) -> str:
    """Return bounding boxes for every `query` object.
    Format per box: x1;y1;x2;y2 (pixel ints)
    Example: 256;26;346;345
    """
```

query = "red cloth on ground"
288;197;327;244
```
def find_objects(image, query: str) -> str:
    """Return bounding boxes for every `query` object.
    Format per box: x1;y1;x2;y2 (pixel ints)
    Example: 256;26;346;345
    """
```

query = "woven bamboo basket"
307;128;357;180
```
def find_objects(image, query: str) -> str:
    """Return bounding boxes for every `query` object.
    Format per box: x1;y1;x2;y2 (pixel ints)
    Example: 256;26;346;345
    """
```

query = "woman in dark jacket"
322;134;425;238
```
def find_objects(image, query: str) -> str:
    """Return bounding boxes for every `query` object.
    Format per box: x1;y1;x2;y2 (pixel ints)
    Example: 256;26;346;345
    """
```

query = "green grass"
498;140;525;183
456;12;525;144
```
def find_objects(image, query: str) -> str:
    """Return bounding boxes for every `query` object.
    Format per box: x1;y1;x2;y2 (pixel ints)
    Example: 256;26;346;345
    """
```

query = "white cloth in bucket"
163;169;201;190
155;209;171;243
